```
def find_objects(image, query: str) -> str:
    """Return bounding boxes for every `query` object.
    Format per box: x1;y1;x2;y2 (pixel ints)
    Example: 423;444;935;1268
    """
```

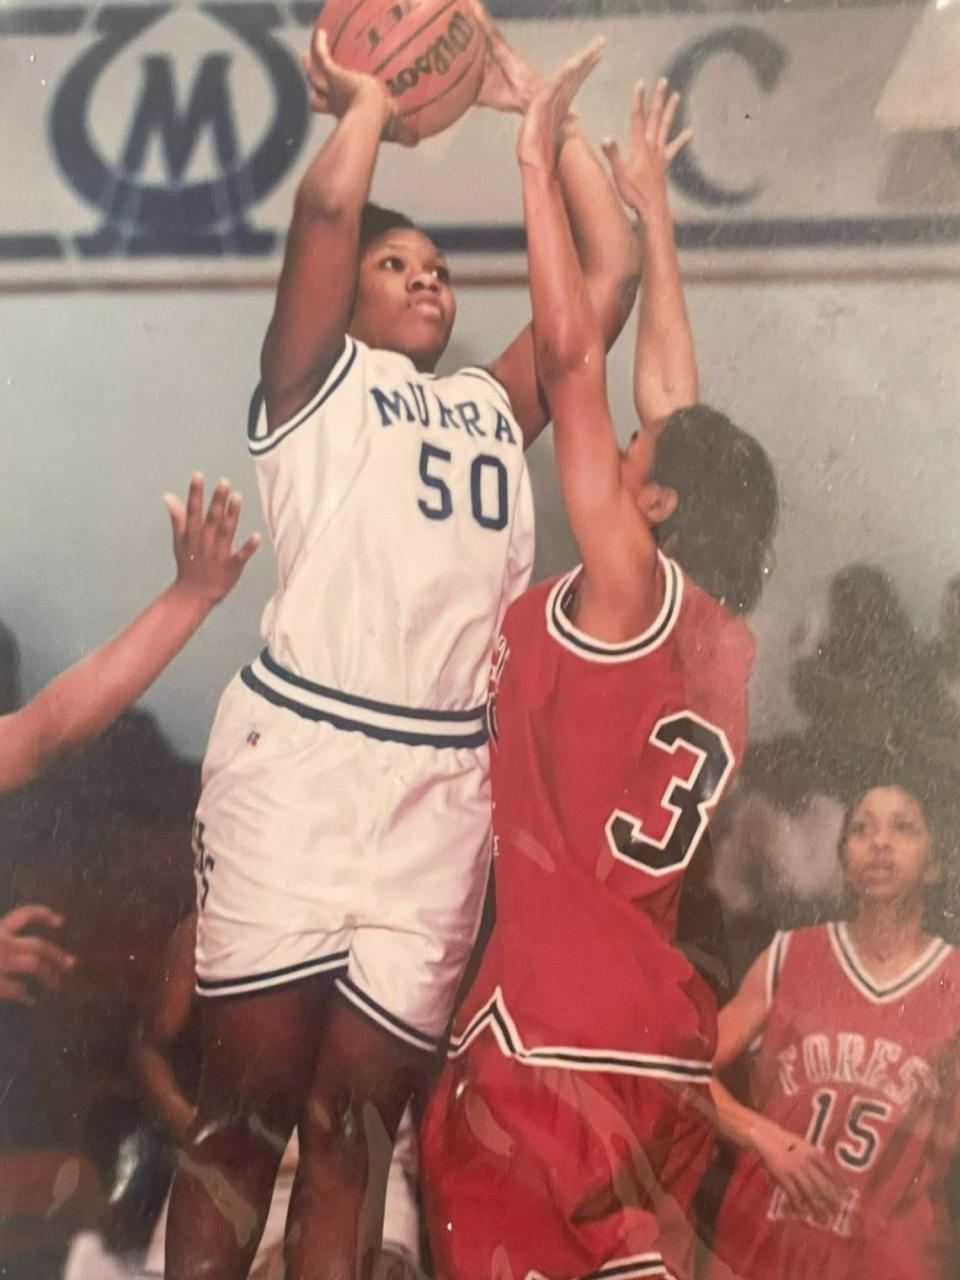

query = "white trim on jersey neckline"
449;986;712;1084
525;1253;675;1280
545;554;683;664
828;921;952;1004
766;930;792;1009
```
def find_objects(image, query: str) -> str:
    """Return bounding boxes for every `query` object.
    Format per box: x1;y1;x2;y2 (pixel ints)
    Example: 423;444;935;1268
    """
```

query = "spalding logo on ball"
319;0;485;140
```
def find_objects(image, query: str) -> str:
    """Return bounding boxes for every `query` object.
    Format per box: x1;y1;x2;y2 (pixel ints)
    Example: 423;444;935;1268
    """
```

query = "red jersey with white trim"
709;924;960;1280
451;556;755;1081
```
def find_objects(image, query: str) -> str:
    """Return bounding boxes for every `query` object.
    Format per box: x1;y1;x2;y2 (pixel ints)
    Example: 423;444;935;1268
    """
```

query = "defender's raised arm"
469;5;640;444
603;80;698;431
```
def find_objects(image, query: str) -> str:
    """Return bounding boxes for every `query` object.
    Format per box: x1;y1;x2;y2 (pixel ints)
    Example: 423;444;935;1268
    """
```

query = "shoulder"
767;925;833;996
504;575;555;633
678;574;757;672
249;336;369;457
445;363;516;414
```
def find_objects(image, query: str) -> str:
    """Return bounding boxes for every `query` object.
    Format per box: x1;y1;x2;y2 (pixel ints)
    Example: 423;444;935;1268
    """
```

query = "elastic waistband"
240;649;488;749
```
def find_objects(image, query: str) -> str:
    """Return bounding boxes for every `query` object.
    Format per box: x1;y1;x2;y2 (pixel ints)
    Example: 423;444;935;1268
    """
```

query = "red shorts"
421;1035;714;1280
707;1155;954;1280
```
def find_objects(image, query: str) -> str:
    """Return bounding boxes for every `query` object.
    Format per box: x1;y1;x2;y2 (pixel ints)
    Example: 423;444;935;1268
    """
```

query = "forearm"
294;86;387;219
709;1075;777;1155
131;1043;195;1145
632;205;698;429
521;163;603;381
28;583;210;775
558;130;640;339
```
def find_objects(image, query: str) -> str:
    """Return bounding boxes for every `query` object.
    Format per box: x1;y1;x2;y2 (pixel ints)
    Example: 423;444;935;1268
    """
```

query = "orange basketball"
318;0;486;140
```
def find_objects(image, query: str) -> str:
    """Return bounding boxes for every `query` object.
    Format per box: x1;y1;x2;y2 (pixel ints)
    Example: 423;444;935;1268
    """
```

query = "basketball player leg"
286;997;426;1280
165;976;336;1280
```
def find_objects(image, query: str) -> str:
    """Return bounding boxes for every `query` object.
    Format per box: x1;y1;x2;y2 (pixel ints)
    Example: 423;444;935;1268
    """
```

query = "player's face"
842;786;938;905
350;229;457;372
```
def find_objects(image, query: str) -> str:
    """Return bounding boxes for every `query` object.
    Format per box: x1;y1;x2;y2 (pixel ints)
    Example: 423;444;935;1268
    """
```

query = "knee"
299;1086;393;1183
189;1084;298;1174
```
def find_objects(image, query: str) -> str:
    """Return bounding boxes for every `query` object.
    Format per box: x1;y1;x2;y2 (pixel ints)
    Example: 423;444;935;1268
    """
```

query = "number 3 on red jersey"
604;711;734;877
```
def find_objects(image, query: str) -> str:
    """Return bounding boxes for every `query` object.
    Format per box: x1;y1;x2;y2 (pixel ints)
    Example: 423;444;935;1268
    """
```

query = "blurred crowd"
2;562;960;1278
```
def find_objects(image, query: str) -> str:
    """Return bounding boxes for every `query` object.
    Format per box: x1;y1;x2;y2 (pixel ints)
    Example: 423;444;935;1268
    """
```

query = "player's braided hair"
651;404;780;617
358;202;416;253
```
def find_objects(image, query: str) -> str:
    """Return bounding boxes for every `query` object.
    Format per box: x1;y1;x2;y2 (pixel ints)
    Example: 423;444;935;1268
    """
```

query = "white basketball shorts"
193;653;492;1054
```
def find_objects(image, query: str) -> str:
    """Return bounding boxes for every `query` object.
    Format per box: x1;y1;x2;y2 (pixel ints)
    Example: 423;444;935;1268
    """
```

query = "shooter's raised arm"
261;28;407;431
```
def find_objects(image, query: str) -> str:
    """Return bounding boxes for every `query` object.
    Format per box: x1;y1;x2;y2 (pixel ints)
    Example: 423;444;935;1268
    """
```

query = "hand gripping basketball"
314;0;487;141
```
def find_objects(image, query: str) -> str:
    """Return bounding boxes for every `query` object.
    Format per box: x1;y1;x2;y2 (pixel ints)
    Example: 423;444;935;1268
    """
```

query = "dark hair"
835;774;960;939
358;201;416;254
651;404;780;616
837;780;940;867
0;619;20;715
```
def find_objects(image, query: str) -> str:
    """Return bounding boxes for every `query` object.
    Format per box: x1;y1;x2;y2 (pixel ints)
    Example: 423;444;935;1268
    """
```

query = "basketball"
318;0;486;140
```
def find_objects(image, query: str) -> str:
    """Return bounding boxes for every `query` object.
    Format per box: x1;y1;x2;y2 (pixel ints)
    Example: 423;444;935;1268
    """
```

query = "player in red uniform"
420;49;779;1280
706;781;960;1280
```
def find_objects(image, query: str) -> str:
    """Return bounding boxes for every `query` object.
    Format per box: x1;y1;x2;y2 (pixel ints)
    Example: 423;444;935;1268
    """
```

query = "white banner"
1;0;958;286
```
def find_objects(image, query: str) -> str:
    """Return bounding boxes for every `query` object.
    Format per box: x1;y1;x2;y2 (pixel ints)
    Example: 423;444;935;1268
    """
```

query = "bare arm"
517;52;659;636
603;81;698;432
0;477;258;794
130;914;198;1144
710;946;845;1217
468;6;640;445
261;28;402;431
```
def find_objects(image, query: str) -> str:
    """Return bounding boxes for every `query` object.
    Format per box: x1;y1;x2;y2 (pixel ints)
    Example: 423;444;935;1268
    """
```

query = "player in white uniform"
165;9;640;1279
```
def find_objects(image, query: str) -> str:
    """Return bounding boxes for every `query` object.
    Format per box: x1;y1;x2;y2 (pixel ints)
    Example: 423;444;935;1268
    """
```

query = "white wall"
1;272;957;756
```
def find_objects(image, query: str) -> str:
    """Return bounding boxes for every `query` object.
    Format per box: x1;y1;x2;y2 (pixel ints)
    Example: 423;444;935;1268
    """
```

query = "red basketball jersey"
710;924;960;1280
451;554;755;1081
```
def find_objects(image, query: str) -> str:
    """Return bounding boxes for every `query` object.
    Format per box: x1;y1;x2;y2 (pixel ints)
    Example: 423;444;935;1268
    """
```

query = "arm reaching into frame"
130;914;198;1145
709;946;846;1220
469;3;641;445
0;476;259;794
603;80;698;431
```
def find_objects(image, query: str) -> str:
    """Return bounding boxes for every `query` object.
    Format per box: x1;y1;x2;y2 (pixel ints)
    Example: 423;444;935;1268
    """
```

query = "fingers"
0;976;35;1006
233;533;262;570
216;490;242;548
184;472;205;550
646;77;667;144
658;89;680;148
2;936;75;991
665;125;694;162
310;25;333;77
468;0;495;38
630;80;646;145
556;35;605;105
202;478;231;552
1;904;64;934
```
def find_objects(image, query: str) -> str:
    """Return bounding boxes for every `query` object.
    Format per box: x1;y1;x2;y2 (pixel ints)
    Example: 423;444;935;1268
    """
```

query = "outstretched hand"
164;475;260;608
302;25;416;145
516;37;605;173
469;0;544;115
0;905;75;1006
602;79;692;220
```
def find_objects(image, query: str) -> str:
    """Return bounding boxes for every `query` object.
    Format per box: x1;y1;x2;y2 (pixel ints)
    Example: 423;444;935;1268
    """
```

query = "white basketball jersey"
247;336;534;717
